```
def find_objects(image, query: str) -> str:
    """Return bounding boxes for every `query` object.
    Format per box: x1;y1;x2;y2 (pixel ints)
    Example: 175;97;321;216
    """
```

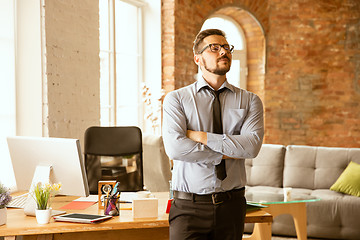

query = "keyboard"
7;193;28;208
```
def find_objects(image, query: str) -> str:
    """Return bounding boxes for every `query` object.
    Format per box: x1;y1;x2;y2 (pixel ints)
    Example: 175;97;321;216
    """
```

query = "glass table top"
245;191;321;205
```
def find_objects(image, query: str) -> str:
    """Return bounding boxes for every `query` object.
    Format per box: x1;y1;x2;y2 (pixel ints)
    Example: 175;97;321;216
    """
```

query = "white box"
132;198;158;218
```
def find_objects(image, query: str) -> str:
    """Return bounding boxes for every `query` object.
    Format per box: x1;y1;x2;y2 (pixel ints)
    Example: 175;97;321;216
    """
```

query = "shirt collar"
196;75;235;93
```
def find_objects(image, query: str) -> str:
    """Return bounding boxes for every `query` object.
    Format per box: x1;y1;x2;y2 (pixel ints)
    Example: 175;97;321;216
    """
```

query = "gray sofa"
245;144;360;240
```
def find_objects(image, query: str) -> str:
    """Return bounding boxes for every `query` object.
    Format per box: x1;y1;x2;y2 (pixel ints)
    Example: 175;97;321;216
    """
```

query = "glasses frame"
197;43;234;54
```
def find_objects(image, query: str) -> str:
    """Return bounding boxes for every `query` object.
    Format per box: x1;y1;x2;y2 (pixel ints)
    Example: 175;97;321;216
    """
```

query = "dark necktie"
210;87;227;180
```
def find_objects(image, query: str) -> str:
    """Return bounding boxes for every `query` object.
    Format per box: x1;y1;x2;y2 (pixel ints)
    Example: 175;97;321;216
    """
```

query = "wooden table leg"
243;222;272;240
4;237;16;240
264;202;307;240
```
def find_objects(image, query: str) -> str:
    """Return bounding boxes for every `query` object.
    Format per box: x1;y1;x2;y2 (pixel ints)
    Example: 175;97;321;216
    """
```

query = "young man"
163;29;264;240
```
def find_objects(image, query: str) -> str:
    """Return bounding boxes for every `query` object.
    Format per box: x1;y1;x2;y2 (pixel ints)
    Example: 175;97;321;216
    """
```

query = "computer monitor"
7;136;90;215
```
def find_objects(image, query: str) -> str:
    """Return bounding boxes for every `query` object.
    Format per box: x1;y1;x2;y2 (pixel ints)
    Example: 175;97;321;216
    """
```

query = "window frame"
100;0;145;127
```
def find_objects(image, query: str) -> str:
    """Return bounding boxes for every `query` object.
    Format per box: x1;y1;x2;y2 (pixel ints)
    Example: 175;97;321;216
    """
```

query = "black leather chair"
84;126;144;194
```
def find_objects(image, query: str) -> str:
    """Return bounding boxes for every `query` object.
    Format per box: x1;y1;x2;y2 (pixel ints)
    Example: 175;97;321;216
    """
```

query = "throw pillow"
330;161;360;197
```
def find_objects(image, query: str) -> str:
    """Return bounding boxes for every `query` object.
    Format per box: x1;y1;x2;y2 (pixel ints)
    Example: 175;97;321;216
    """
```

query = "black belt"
173;187;245;205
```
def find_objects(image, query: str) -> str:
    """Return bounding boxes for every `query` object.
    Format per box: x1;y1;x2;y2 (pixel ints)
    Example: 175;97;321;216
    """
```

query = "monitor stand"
24;165;66;216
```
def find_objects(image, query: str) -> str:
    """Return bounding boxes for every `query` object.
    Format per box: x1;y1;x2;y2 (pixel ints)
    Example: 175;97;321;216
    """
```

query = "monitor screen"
7;136;90;197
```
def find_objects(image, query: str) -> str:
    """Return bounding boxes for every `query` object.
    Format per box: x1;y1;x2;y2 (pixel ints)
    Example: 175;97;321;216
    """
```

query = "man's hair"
193;29;226;54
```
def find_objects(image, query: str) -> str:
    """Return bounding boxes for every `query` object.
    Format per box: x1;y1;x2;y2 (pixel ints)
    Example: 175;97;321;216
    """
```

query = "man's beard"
203;56;231;76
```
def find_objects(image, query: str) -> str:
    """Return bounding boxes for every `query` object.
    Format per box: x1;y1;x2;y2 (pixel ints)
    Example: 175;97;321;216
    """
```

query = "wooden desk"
0;193;272;240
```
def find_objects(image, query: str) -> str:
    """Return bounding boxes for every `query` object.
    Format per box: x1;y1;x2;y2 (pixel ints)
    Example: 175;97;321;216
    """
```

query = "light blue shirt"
162;77;264;195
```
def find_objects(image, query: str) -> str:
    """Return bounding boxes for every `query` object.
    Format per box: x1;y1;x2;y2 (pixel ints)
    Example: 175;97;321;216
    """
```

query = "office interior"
0;0;359;239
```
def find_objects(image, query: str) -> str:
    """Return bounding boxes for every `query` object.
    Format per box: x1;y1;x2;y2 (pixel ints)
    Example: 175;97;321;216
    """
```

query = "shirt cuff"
207;132;224;156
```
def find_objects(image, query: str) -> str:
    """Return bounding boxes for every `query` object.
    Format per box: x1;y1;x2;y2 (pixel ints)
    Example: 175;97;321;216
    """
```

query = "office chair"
84;126;144;194
142;133;172;192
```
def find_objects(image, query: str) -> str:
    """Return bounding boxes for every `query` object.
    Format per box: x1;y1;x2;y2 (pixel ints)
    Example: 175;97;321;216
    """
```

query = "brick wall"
266;0;360;146
43;0;100;142
162;0;360;147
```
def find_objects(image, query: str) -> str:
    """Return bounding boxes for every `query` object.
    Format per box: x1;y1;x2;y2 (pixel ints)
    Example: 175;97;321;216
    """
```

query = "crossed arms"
162;90;264;164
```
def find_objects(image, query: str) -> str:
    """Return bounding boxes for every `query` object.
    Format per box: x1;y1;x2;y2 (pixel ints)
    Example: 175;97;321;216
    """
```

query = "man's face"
195;35;232;76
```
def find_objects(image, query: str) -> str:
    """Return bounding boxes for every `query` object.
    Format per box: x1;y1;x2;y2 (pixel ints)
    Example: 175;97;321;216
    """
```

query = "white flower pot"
35;208;52;224
0;207;6;226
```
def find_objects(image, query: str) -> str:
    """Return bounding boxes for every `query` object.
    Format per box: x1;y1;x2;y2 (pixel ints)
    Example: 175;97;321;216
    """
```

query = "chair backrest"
84;126;143;194
142;133;172;192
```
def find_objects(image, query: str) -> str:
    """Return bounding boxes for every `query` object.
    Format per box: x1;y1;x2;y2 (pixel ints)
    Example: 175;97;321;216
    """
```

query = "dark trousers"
169;194;246;240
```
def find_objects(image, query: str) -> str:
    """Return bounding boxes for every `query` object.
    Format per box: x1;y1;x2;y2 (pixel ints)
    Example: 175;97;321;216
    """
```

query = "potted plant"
0;183;12;226
31;182;61;224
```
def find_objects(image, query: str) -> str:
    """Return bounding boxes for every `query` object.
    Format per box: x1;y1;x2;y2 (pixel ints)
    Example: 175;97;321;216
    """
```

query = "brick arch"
210;7;266;101
161;0;269;103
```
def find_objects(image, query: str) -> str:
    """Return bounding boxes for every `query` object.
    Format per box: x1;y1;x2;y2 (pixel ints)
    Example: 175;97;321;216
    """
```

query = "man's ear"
194;54;201;66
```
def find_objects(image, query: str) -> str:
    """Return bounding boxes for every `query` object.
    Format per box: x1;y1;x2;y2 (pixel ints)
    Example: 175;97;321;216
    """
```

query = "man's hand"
186;130;207;145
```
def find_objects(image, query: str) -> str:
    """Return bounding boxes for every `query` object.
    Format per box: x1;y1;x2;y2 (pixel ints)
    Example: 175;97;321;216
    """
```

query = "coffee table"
246;191;320;240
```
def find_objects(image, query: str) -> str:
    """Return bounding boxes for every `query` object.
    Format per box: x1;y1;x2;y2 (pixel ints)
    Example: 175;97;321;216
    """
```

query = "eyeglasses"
197;43;234;54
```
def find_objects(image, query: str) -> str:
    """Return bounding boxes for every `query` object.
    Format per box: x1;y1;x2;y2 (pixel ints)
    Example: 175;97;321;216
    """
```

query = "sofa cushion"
307;189;360;239
245;144;286;187
330;161;360;197
283;145;360;190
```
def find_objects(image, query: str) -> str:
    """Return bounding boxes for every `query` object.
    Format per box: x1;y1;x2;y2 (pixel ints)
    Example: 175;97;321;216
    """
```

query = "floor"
243;234;328;240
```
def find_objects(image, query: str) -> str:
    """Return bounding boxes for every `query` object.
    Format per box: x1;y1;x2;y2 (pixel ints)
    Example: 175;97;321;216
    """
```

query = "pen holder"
98;180;117;209
104;195;120;216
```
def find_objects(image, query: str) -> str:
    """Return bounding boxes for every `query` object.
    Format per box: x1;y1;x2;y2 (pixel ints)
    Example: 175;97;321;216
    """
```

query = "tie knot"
203;86;225;98
214;90;221;98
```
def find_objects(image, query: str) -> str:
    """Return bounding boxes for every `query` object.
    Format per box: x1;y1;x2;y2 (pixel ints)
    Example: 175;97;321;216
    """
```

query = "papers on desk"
74;195;99;202
59;195;98;210
59;201;96;210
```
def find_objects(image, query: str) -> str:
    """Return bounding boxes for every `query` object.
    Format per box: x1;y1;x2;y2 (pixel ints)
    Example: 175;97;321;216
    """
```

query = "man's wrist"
187;130;207;145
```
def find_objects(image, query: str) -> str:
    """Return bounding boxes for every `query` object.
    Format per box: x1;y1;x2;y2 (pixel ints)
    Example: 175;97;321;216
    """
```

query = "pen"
111;182;120;195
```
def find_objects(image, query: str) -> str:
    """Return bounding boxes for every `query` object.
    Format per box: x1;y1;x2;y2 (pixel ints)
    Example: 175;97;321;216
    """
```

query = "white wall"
44;0;100;143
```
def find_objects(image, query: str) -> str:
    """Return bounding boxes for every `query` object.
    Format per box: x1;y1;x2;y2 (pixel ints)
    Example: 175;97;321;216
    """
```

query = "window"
200;16;247;89
0;0;16;188
99;0;145;127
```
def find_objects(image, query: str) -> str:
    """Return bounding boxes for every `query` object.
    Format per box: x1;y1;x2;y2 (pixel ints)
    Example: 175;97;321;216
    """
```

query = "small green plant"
0;183;12;209
31;182;61;210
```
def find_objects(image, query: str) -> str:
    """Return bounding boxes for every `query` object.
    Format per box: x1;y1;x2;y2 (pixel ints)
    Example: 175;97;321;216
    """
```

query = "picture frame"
97;180;116;209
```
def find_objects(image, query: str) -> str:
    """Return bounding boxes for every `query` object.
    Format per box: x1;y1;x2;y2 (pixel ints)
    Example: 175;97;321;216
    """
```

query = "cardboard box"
132;198;158;218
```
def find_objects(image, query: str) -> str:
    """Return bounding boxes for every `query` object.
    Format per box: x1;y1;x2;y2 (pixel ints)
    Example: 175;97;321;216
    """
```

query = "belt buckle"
211;193;224;205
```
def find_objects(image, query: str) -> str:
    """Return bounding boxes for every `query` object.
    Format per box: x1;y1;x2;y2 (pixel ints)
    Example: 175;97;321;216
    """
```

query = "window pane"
227;59;241;87
0;0;16;188
114;0;140;127
115;53;139;126
115;1;138;55
100;51;111;126
100;0;143;128
201;17;244;50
